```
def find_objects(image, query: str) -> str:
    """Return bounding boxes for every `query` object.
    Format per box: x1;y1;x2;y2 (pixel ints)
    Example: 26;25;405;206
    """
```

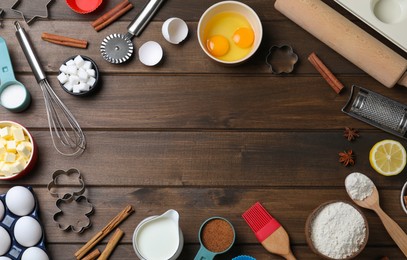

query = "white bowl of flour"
305;200;368;259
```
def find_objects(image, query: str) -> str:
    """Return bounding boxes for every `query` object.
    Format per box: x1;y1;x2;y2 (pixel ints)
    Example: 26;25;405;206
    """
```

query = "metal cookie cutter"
266;45;298;74
11;0;53;25
53;195;94;233
48;169;94;233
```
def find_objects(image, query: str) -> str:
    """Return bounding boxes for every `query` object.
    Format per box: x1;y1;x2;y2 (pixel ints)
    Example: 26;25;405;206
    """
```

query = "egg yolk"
207;35;230;57
232;27;254;49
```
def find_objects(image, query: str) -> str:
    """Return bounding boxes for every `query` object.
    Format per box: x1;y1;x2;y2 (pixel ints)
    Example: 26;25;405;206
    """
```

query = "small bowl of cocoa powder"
194;217;235;259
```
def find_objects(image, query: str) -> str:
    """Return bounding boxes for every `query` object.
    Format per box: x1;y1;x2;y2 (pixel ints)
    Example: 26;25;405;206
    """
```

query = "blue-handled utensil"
0;36;31;112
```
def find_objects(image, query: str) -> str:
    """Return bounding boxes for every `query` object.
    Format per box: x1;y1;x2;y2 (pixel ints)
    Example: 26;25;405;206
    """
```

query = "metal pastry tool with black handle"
100;0;165;64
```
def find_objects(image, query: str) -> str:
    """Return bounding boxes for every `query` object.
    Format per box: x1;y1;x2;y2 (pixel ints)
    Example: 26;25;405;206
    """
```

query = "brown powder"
201;218;234;252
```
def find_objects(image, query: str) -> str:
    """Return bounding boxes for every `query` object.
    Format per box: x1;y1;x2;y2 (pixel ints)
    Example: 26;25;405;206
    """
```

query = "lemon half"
369;140;406;176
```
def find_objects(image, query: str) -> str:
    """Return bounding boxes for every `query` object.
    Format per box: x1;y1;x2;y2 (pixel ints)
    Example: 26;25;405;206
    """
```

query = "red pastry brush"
242;202;296;260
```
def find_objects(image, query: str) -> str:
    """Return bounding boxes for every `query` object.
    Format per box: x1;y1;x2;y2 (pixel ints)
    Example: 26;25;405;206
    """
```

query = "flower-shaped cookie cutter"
53;195;94;233
48;169;94;233
266;45;298;74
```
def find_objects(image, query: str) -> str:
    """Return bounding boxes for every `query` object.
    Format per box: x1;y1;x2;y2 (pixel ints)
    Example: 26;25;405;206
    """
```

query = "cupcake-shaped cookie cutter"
266;45;298;74
47;169;94;233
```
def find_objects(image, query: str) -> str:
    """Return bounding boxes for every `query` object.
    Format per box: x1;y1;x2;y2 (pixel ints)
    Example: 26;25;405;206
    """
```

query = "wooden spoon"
348;185;407;256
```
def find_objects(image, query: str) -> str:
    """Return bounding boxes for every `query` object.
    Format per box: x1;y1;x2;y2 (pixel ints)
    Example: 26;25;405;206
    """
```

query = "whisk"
14;21;86;156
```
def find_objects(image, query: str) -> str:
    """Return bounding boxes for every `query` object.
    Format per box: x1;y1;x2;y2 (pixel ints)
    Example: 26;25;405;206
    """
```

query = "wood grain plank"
2;75;407;130
2;19;404;74
1;131;406;187
1;187;405;246
0;0;362;22
46;244;404;260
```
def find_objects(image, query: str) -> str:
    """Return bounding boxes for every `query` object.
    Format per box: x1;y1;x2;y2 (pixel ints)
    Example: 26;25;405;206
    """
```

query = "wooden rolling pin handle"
398;72;407;87
274;0;407;89
374;206;407;256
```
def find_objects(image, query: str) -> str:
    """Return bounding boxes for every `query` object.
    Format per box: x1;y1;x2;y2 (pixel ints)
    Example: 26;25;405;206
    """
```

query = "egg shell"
5;186;35;216
0;257;12;260
21;247;49;260
14;216;43;247
0;200;4;220
0;226;11;255
162;17;188;44
138;41;163;66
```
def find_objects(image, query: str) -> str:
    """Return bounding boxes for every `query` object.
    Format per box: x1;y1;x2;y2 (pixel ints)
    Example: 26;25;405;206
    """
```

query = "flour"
310;202;366;259
345;172;374;200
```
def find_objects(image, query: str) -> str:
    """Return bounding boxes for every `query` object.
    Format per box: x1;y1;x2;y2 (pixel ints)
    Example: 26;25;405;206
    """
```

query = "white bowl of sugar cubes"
58;55;99;96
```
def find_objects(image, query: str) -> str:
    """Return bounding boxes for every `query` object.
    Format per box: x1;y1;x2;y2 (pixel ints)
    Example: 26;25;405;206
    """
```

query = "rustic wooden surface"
1;0;407;259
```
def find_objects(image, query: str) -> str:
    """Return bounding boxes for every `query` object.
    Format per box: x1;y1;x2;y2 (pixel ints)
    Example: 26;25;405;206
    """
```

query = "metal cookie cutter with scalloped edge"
47;168;85;198
54;195;94;233
266;45;298;74
11;0;53;25
48;169;94;233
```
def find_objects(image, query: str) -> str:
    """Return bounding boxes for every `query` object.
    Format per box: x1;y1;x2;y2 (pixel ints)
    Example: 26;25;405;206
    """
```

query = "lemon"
369;139;406;176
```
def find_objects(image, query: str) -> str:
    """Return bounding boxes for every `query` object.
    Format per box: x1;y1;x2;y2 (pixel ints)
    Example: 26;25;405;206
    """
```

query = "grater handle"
127;0;165;37
14;21;46;83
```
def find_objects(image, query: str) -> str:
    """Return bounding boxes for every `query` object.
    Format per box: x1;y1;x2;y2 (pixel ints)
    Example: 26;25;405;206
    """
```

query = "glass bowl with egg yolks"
198;1;262;64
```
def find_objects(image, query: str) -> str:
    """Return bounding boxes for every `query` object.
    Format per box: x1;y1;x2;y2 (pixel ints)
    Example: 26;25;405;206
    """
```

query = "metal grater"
342;85;407;139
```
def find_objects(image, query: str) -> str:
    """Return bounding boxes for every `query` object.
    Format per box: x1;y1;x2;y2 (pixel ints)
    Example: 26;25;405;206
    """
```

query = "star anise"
339;150;355;166
343;127;359;141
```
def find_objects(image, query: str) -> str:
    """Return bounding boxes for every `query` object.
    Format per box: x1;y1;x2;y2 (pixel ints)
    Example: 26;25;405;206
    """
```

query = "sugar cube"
69;75;80;85
73;84;81;94
86;69;96;77
66;65;78;75
78;82;90;92
82;61;92;70
59;64;68;73
74;55;85;67
66;59;75;66
57;73;69;84
87;77;96;87
63;82;73;92
78;68;88;81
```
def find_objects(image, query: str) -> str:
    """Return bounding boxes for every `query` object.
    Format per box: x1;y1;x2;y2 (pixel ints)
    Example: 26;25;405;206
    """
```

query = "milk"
374;0;403;24
0;84;27;109
136;217;179;260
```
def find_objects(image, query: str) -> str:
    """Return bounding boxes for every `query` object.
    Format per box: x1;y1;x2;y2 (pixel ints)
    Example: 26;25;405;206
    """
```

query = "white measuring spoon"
345;174;407;256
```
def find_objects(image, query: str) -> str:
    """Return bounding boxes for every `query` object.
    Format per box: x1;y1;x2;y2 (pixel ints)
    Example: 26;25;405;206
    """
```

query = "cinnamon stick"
74;205;135;260
94;3;133;32
82;249;101;260
308;52;344;94
92;0;133;31
41;33;88;49
97;228;124;260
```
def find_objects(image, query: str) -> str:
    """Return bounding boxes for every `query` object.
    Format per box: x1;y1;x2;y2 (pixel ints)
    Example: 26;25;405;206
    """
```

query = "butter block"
1;164;12;176
20;141;33;151
0;138;6;147
0;146;6;156
4;153;15;163
17;143;31;158
11;126;25;142
0;127;11;139
6;141;16;153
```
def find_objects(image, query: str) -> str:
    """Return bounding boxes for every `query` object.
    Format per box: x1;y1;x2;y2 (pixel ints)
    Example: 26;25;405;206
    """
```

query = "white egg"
138;41;163;66
0;200;5;221
14;216;42;247
162;17;188;44
5;186;35;216
21;247;49;260
0;226;11;255
0;257;12;260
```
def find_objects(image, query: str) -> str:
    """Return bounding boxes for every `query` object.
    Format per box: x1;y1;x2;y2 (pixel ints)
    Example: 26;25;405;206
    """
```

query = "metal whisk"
14;21;86;156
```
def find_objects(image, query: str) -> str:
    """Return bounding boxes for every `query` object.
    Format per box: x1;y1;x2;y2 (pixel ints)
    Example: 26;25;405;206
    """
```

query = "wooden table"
1;0;407;259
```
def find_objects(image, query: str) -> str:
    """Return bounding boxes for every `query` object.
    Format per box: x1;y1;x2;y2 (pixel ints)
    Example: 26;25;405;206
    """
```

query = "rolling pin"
274;0;407;88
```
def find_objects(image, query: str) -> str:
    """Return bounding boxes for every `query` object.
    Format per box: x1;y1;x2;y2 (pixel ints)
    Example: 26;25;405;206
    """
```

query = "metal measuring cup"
194;216;236;260
0;36;31;112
